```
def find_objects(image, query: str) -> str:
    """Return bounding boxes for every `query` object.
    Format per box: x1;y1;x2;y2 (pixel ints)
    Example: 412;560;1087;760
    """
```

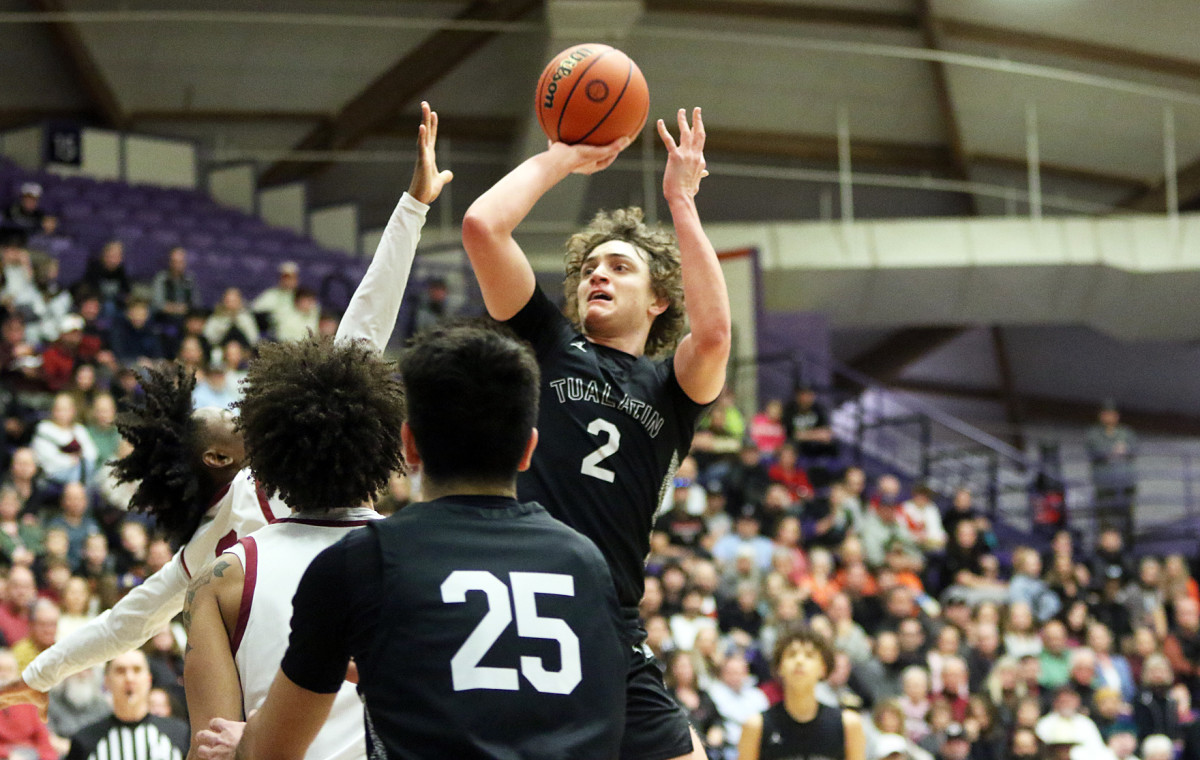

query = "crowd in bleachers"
0;178;355;756
2;174;1200;760
644;387;1200;760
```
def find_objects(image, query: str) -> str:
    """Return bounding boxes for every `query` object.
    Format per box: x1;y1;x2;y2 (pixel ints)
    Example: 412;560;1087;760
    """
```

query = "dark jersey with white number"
505;287;708;610
758;703;846;760
281;496;626;760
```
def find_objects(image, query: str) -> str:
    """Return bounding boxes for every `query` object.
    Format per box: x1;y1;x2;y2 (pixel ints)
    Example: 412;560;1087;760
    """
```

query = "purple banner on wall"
45;123;82;166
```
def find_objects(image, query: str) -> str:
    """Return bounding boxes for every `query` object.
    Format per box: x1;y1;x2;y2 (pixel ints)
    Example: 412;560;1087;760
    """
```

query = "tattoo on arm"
182;559;231;634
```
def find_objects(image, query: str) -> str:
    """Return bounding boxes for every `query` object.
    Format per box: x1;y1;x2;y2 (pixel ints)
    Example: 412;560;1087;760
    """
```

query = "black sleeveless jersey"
505;286;708;610
758;703;846;760
281;497;627;760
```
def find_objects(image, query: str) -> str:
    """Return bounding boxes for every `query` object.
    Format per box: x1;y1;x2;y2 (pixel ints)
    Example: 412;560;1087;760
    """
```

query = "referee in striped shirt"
65;650;188;760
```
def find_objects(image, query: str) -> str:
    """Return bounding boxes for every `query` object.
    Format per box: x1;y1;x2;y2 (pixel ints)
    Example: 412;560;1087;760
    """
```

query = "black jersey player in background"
200;324;627;760
738;626;866;760
462;108;730;760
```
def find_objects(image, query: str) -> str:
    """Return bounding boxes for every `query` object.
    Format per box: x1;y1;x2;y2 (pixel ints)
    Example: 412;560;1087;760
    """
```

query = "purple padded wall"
755;310;833;404
4;160;369;314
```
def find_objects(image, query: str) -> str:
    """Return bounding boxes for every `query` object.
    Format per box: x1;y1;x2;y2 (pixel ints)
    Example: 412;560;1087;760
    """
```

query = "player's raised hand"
658;107;708;203
547;135;631;175
196;717;246;760
407;101;454;205
0;678;47;720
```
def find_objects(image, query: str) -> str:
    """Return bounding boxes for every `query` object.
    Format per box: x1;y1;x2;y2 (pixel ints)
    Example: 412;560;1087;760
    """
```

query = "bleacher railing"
749;350;1200;553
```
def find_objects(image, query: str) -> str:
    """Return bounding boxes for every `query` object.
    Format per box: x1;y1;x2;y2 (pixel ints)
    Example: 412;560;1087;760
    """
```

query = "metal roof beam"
916;0;976;215
939;19;1200;83
258;0;541;186
645;0;919;30
30;0;123;128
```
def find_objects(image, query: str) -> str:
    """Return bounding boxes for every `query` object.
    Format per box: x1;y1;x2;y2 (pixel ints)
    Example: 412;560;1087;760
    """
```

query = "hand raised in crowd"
407;101;454;206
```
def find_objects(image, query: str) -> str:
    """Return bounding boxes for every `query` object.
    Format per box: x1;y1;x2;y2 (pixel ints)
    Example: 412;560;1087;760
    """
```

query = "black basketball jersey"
505;286;708;609
359;497;626;760
758;703;846;760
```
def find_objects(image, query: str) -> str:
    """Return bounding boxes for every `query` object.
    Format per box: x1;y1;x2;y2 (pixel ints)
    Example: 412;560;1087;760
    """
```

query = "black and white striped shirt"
65;714;189;760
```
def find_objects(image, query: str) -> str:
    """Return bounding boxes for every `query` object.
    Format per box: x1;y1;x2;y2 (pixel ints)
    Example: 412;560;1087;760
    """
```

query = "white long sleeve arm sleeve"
23;551;189;691
335;193;428;353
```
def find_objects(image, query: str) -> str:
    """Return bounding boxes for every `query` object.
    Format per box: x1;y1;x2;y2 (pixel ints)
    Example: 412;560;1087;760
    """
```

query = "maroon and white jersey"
24;470;287;692
228;509;379;760
180;468;287;579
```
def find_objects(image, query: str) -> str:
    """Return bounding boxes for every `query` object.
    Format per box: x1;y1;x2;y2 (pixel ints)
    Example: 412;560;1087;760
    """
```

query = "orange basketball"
535;43;649;146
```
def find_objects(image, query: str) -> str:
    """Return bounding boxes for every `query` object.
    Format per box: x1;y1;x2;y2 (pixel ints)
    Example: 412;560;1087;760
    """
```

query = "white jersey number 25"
440;570;582;695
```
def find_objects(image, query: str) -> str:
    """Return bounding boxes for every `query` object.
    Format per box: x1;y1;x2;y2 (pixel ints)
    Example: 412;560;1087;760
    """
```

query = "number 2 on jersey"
580;418;620;483
440;570;582;695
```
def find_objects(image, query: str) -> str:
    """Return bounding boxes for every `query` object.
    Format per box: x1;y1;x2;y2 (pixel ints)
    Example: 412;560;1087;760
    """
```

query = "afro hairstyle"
235;336;405;513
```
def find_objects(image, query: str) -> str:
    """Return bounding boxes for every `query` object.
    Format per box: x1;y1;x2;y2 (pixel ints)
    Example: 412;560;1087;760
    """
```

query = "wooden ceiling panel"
131;120;320;159
943;64;1191;183
258;0;541;185
931;0;1200;69
6;0;1197;230
70;13;448;114
30;0;122;125
644;0;918;29
417;28;544;119
624;30;945;144
939;19;1200;83
0;22;90;110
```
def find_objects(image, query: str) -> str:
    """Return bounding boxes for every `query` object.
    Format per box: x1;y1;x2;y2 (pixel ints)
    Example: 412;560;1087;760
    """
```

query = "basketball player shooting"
0;101;451;717
461;107;731;760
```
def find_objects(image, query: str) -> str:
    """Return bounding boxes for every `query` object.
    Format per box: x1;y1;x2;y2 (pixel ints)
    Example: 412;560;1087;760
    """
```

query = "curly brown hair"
772;622;836;678
562;207;686;358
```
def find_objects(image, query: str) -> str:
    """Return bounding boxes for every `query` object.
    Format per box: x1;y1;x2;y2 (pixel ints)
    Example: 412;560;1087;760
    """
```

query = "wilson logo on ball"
535;43;649;146
542;47;594;110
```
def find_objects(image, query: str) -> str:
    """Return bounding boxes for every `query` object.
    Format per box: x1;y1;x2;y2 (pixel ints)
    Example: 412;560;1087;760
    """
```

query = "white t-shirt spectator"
901;498;947;551
669;612;717;652
708;675;769;747
32;420;97;484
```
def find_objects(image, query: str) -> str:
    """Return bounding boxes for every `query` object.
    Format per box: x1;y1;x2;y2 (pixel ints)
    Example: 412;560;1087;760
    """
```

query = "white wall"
208;164;256;213
125;135;196;188
4;125;199;186
0;127;43;169
258;183;306;233
719;250;759;405
309;204;358;255
707;213;1200;341
360;228;383;258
